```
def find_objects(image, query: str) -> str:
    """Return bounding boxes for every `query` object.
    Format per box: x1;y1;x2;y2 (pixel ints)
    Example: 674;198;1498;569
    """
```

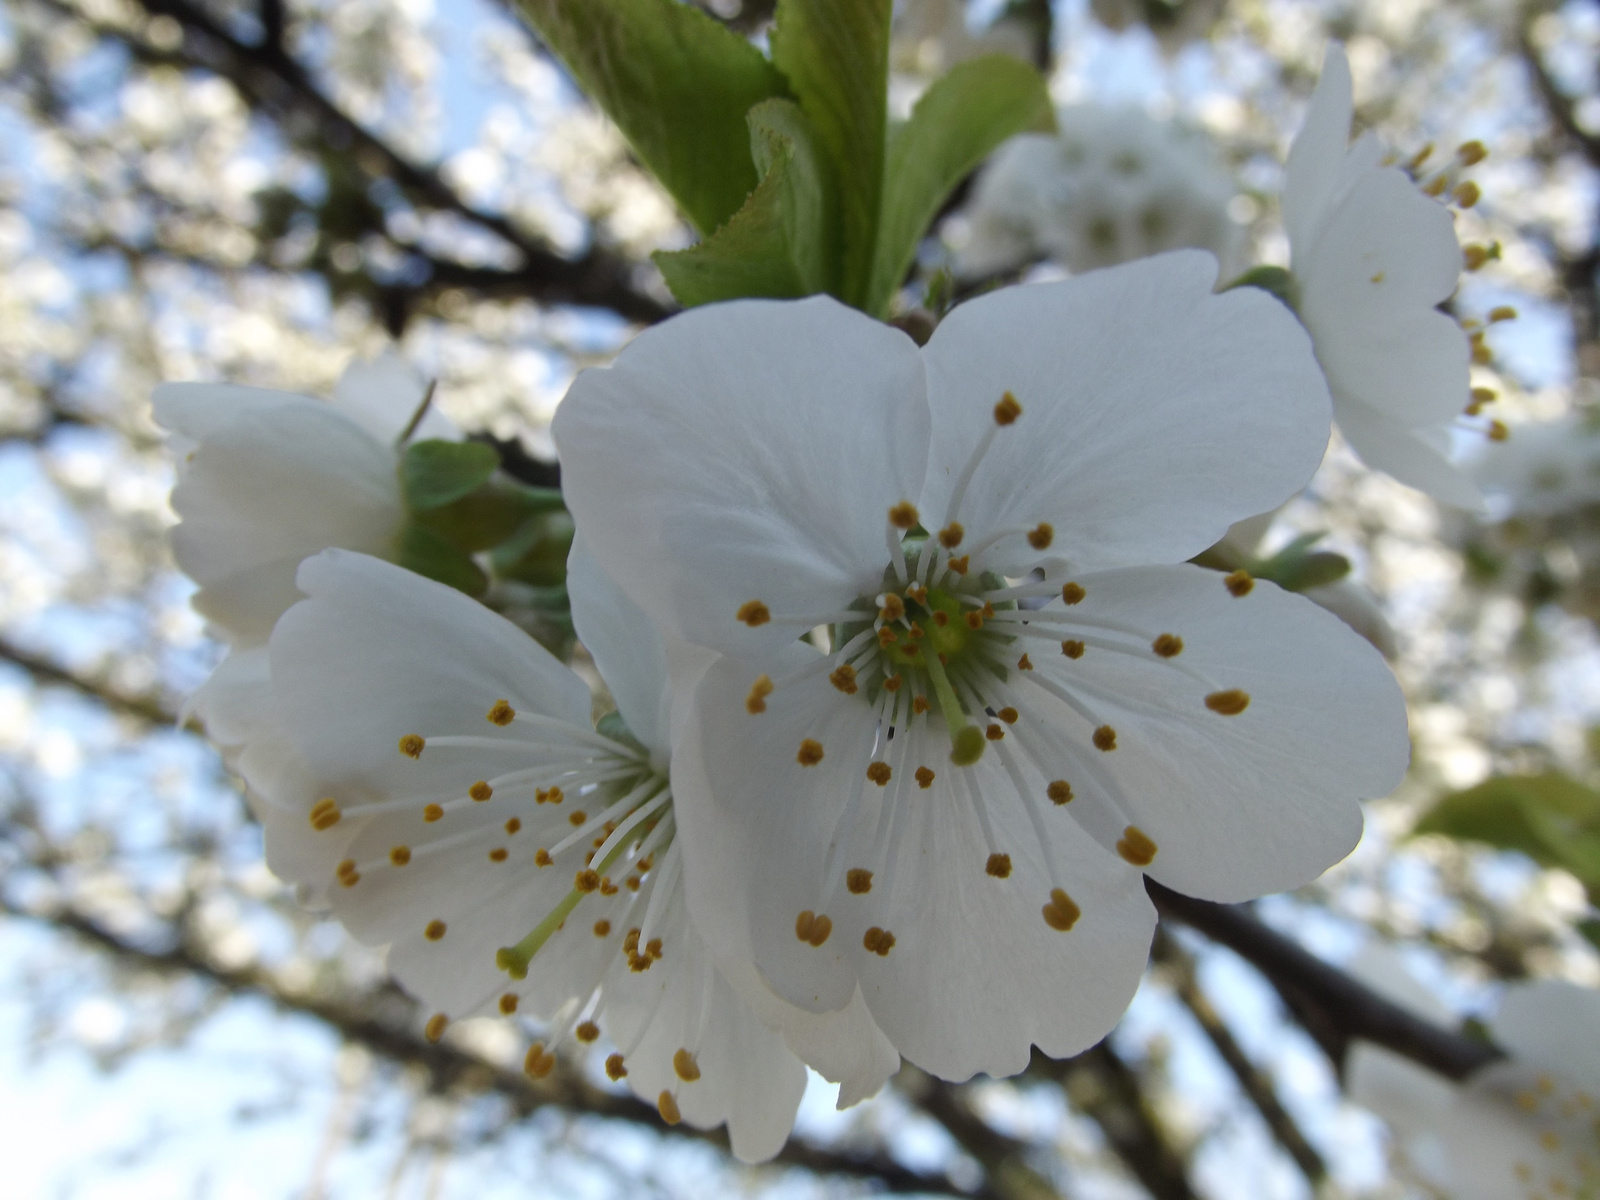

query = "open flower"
1283;45;1481;508
553;251;1410;1080
1347;948;1600;1199
250;545;896;1160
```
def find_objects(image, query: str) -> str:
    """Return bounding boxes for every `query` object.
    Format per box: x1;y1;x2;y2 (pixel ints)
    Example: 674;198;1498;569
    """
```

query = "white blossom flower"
892;0;1034;79
953;106;1239;279
553;251;1410;1081
248;545;897;1160
1475;411;1600;518
1347;947;1600;1199
1284;45;1482;509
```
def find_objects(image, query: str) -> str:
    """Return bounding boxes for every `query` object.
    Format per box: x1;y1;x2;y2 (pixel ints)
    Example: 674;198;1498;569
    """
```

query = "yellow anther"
425;919;447;941
888;501;919;529
309;798;342;831
797;738;825;766
1152;634;1184;658
1028;523;1054;550
605;1053;627;1080
994;392;1022;425
424;1014;448;1042
1423;174;1448;197
907;621;925;638
338;869;360;888
998;707;1018;724
915;766;936;789
879;593;905;621
1453;180;1481;207
1224;569;1254;597
1042;888;1081;932
399;734;425;759
912;695;930;713
489;847;508;862
883;674;903;692
985;723;1005;741
576;1021;600;1043
866;761;892;786
1519;1091;1541;1112
623;929;640;954
1488;419;1509;441
657;1091;682;1125
646;937;663;959
947;555;969;575
487;700;515;726
1472;386;1497;405
1489;305;1518;323
847;868;874;894
862;926;896;956
534;848;552;867
1093;725;1117;751
544;786;563;805
626;876;640;891
673;1049;701;1082
575;869;600;893
1406;142;1434;171
1542;1131;1561;1152
829;664;858;694
1204;689;1251;716
877;625;898;647
1463;242;1500;270
423;803;443;823
905;584;928;605
745;674;775;714
1047;780;1073;805
1457;139;1488;165
1116;825;1159;866
524;1043;556;1079
986;852;1012;878
939;522;965;549
737;600;770;627
569;810;587;826
600;878;619;896
795;910;832;946
982;600;996;618
389;846;412;866
1472;338;1493;365
965;610;984;631
1061;582;1086;605
592;918;612;937
499;993;519;1015
505;817;521;835
1017;653;1033;670
1061;640;1085;659
1370;272;1385;284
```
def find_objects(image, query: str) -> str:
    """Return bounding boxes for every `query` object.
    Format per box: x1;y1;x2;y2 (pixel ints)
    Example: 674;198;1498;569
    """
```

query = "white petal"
331;351;458;444
1335;399;1484;510
568;535;672;762
1490;980;1600;1093
156;389;405;645
919;252;1332;576
1283;45;1353;256
599;890;808;1163
1021;563;1406;900
553;297;929;657
1439;1060;1599;1200
1346;1041;1459;1143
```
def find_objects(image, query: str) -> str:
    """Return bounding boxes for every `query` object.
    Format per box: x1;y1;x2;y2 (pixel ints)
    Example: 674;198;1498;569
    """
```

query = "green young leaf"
514;0;789;236
492;510;576;587
655;99;839;306
415;482;567;553
770;0;892;307
1415;772;1600;895
865;54;1053;317
400;439;501;511
1246;532;1352;593
395;520;489;597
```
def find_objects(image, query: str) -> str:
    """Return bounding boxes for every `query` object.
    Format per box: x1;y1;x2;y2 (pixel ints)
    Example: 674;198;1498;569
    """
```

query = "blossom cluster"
152;45;1575;1163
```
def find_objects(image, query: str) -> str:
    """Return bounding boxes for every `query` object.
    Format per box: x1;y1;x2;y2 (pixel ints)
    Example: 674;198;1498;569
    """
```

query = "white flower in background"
892;0;1035;79
554;252;1410;1082
1476;411;1600;518
953;106;1239;279
1284;45;1483;509
1347;947;1600;1199
250;546;898;1161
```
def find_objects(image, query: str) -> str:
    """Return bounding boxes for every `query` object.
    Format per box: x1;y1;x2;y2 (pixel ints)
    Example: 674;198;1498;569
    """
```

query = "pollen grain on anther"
657;1091;682;1124
736;600;771;627
1204;689;1251;716
1152;634;1184;658
524;1043;556;1079
994;391;1023;425
1018;653;1034;670
399;734;425;758
797;738;825;766
879;593;906;621
1092;725;1118;752
1224;570;1254;597
424;1014;448;1043
862;926;895;956
423;803;443;823
915;766;936;789
847;868;874;894
912;695;930;713
575;869;601;893
1042;888;1081;932
985;852;1012;879
1061;582;1086;605
794;910;832;946
1116;825;1158;867
1028;523;1054;550
576;1021;600;1044
883;674;904;692
534;848;552;867
606;1053;628;1079
745;674;775;714
499;993;519;1015
673;1049;701;1082
998;707;1018;724
309;798;341;830
569;810;588;826
505;817;521;835
489;847;509;862
425;919;447;941
939;522;965;549
965;610;985;630
829;664;858;694
336;859;359;888
1061;639;1085;659
985;723;1005;741
888;501;919;529
487;700;516;726
947;555;970;575
389;845;412;866
866;761;892;786
469;780;493;801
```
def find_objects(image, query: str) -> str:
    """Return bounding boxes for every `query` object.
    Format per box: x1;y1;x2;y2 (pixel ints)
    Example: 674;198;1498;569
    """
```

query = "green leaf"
654;99;839;306
415;482;567;552
865;54;1053;316
771;0;892;307
395;520;489;597
1247;532;1352;593
401;439;500;511
1415;772;1600;898
492;510;576;587
514;0;789;235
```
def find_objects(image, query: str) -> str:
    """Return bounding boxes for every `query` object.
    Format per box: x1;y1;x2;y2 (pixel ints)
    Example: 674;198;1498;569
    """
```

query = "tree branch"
0;636;177;726
1145;880;1502;1080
